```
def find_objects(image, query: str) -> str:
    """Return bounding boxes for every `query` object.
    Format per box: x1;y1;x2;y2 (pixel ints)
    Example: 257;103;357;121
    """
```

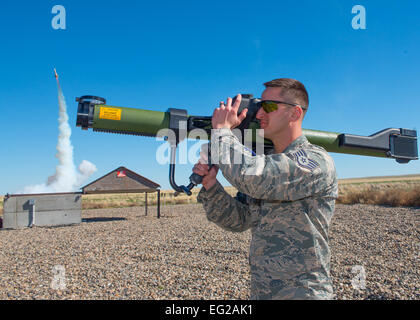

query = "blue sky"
0;0;419;194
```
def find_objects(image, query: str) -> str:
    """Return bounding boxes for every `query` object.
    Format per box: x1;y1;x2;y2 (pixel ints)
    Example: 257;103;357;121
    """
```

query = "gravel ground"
0;203;418;300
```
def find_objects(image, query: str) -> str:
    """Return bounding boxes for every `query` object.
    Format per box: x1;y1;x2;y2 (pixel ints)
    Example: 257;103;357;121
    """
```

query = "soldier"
193;78;338;300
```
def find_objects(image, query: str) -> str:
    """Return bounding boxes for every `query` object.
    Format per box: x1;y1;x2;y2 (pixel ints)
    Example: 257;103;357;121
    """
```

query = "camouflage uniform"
197;128;338;300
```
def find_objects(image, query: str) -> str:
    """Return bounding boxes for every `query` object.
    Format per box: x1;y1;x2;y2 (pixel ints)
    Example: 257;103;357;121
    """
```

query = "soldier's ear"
289;106;302;122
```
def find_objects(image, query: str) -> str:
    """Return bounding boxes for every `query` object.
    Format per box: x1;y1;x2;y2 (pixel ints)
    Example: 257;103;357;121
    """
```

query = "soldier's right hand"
192;162;219;190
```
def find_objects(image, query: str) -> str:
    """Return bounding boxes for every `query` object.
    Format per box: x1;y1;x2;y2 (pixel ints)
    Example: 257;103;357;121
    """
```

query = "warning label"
99;107;122;121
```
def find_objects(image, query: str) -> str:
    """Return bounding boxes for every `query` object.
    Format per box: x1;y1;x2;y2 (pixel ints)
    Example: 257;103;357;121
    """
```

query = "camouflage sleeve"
210;128;337;201
196;180;258;233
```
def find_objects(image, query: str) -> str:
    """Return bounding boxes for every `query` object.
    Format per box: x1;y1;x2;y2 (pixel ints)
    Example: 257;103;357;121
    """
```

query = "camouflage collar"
281;135;309;154
264;134;308;155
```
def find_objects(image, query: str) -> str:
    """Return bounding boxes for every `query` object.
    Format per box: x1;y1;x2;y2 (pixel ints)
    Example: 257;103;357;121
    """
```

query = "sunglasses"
260;100;307;113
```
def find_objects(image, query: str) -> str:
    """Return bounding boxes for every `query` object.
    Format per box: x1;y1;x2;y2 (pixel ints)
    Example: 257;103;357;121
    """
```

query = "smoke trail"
18;83;97;194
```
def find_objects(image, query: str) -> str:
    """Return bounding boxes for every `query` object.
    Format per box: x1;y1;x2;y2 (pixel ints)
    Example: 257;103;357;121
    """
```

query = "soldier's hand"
212;94;248;129
192;162;219;190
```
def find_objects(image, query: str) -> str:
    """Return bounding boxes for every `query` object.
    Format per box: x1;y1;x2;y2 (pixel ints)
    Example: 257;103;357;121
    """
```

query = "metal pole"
157;190;160;219
29;199;36;227
145;192;148;216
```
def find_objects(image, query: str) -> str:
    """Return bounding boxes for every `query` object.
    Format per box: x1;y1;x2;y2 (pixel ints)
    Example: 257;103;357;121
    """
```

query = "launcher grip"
189;145;213;186
189;164;214;186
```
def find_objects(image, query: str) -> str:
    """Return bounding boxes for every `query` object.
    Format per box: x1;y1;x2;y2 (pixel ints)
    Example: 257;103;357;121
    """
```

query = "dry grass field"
65;174;420;210
338;174;420;184
336;174;420;207
0;175;419;216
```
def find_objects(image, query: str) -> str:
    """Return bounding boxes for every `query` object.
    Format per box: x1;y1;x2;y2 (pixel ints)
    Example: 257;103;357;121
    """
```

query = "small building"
81;166;161;218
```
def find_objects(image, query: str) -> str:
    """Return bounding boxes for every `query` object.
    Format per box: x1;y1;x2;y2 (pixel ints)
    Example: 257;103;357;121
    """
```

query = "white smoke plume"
18;82;97;194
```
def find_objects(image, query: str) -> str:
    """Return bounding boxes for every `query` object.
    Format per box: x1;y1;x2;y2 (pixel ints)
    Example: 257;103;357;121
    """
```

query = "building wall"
3;193;82;229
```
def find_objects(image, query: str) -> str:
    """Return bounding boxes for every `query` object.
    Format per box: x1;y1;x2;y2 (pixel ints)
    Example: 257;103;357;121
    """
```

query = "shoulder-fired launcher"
76;95;418;195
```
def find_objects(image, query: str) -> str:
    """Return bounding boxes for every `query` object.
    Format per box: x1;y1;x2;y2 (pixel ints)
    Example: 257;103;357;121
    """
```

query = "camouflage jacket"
197;129;338;300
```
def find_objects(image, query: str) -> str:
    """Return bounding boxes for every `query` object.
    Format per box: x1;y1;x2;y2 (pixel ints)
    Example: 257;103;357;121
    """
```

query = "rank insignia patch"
292;149;320;172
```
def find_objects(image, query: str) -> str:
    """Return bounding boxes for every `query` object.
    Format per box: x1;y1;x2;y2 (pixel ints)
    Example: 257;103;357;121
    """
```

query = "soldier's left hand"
212;94;248;129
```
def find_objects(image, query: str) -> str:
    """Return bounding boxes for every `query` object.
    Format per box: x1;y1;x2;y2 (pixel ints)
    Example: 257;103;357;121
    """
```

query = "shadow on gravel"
82;217;127;223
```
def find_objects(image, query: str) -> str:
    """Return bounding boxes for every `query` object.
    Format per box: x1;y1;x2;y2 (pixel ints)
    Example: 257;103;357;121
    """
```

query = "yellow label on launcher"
99;107;122;120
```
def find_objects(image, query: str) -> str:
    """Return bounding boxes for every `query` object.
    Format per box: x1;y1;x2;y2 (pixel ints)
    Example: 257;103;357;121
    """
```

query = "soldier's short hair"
263;78;309;112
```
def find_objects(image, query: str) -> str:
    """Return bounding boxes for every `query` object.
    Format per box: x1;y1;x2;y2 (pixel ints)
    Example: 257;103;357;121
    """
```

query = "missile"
54;68;58;80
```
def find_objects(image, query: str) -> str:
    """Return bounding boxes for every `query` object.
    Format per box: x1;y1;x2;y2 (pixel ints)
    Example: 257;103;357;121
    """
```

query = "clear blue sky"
0;0;419;194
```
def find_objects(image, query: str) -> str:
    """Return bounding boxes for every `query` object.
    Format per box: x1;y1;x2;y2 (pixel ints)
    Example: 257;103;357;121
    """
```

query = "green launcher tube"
92;105;170;137
76;98;417;163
